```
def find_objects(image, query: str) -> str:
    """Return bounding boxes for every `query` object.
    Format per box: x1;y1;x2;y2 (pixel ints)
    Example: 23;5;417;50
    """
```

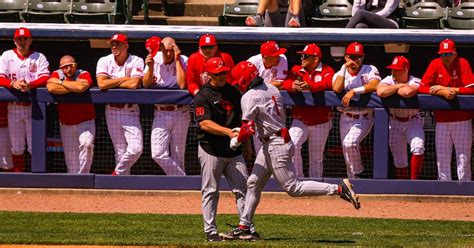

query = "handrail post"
373;108;389;179
31;101;47;173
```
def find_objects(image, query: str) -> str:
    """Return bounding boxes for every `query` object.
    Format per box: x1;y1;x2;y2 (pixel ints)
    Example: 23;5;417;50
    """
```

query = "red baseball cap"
260;41;287;57
205;57;230;74
14;27;31;39
345;42;365;56
145;36;162;54
199;34;217;47
438;39;456;54
110;33;128;44
386;56;410;70
297;43;322;57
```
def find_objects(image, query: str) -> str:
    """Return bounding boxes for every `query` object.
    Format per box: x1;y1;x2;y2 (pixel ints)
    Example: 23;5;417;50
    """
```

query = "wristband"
353;86;365;94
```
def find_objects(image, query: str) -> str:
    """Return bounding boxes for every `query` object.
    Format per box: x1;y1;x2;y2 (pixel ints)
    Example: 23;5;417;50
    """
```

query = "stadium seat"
447;2;474;29
23;0;71;23
402;1;447;29
0;0;26;22
68;0;117;24
218;0;259;26
310;0;353;28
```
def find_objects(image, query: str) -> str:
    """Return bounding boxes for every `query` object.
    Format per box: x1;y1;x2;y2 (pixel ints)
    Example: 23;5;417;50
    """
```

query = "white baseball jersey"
247;54;288;84
96;54;144;80
380;75;421;117
333;64;381;113
0;49;50;83
144;52;188;89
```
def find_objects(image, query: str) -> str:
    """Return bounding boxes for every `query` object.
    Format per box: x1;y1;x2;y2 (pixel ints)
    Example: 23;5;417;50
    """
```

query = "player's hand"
299;81;310;91
429;85;447;94
172;45;181;61
446;89;456;100
344;59;357;69
342;90;355;106
229;137;241;150
230;127;240;138
18;80;28;92
291;80;302;92
145;54;154;68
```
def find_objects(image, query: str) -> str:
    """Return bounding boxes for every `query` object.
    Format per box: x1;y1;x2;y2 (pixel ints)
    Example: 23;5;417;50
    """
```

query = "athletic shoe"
219;225;259;241
287;15;301;28
206;233;224;242
111;171;118;176
340;179;361;209
245;15;264;27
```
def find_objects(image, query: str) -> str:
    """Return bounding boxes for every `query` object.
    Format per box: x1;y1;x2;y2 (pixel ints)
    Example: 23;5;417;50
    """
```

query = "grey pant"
198;145;249;235
239;137;338;227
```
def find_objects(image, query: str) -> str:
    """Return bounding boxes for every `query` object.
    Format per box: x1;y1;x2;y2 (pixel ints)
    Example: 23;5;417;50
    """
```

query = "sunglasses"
440;52;454;57
201;46;216;50
348;55;364;60
300;54;315;60
210;71;227;77
59;63;77;69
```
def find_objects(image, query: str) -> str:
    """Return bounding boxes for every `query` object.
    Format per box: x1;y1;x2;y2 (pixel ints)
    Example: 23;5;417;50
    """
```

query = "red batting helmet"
145;36;162;55
205;57;230;74
231;61;258;92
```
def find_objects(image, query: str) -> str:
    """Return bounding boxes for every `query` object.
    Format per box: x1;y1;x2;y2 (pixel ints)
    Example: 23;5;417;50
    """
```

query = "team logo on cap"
392;58;398;65
443;42;449;49
355;45;360;52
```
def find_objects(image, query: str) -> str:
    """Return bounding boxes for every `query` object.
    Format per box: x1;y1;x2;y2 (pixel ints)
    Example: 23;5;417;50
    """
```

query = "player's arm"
175;53;187;90
97;75;126;90
143;54;155;88
308;68;334;92
451;60;474;95
332;65;346;93
397;84;419;98
199;120;236;138
46;80;69;94
119;77;142;89
377;83;403;97
28;75;49;89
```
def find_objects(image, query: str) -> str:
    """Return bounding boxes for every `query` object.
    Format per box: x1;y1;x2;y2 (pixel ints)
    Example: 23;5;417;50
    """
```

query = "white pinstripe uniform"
96;54;144;175
144;51;190;175
0;102;12;170
238;79;339;228
380;75;425;168
247;53;288;154
0;49;50;155
333;64;381;178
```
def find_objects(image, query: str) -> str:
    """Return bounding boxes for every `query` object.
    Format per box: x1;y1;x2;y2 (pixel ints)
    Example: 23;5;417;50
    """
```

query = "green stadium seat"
310;0;353;28
23;0;71;23
0;0;26;22
218;0;259;26
402;1;447;29
68;0;117;24
447;2;474;29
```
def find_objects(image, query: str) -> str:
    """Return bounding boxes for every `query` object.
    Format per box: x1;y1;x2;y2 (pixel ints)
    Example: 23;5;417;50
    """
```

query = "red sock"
12;154;25;172
410;154;424;180
395;167;409;179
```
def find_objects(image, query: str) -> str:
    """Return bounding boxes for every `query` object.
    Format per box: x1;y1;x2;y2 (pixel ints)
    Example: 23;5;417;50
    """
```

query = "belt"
155;105;184;111
12;102;31;107
390;114;417;122
109;104;134;109
344;112;369;119
259;128;290;143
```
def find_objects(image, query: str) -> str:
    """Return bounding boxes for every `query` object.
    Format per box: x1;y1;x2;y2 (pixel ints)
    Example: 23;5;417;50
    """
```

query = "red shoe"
111;171;118;176
288;16;301;28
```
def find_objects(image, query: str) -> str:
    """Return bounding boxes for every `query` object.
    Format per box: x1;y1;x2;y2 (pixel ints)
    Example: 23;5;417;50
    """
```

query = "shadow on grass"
263;237;356;244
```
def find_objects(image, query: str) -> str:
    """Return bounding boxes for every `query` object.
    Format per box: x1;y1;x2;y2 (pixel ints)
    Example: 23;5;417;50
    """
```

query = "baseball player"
376;56;425;180
332;42;381;179
418;39;474;181
186;34;235;96
220;61;360;241
143;36;189;176
281;43;334;178
0;102;13;171
46;55;96;174
193;57;248;242
0;27;50;172
96;33;144;175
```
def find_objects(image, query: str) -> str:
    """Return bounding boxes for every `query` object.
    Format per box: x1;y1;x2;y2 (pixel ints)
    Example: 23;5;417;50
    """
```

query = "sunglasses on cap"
300;54;315;60
210;71;227;77
59;63;77;69
201;45;216;50
440;52;454;57
348;55;364;60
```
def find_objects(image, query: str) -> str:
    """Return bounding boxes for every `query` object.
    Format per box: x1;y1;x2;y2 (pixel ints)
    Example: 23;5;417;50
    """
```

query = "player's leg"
105;106;127;173
198;145;226;239
252;135;262;157
8;104;26;172
117;110;143;175
435;122;453;181
222;155;249;218
452;120;472;181
77;119;95;174
288;119;308;177
307;120;331;178
0;127;13;170
389;121;409;179
406;116;425;179
170;110;190;175
60;124;80;173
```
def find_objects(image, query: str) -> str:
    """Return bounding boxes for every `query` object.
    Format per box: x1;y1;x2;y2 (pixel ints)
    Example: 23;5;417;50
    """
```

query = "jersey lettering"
271;95;281;117
195;107;205;116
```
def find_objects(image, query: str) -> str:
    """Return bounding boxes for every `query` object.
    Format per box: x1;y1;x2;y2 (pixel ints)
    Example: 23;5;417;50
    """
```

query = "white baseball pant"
0;127;13;170
289;119;332;178
436;119;472;181
151;108;190;175
389;115;425;168
60;119;95;174
339;114;374;178
106;105;143;175
7;104;32;155
198;145;248;236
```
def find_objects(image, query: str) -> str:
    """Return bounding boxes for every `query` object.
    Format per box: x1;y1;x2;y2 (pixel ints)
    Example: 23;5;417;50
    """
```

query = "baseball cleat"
245;15;264;27
206;233;224;242
287;16;301;28
219;226;260;241
340;179;361;209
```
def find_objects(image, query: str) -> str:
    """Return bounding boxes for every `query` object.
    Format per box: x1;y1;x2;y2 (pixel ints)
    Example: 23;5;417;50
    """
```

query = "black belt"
345;112;369;119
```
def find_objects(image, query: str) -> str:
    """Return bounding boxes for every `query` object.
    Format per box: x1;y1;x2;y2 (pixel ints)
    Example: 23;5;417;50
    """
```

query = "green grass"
0;211;472;247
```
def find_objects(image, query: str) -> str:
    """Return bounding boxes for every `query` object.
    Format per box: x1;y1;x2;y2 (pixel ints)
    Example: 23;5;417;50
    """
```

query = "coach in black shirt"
193;57;248;242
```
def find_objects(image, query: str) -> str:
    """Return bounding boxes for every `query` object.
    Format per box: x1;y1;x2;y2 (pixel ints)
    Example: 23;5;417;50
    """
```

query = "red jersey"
419;57;474;122
282;63;334;126
50;70;96;125
0;102;7;127
186;51;235;96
